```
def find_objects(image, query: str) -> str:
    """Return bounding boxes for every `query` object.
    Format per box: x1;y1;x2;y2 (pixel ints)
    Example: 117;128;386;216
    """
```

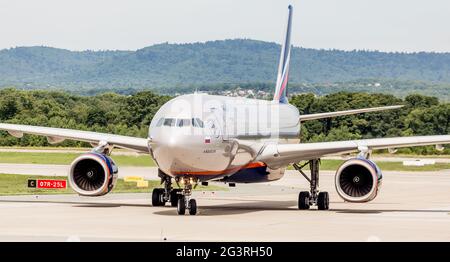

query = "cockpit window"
156;118;164;127
163;118;176;127
196;118;204;128
192;118;204;128
176;119;191;127
157;117;203;128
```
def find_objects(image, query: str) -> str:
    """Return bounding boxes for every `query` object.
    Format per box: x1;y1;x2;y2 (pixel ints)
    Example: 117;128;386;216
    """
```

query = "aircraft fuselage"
148;93;300;182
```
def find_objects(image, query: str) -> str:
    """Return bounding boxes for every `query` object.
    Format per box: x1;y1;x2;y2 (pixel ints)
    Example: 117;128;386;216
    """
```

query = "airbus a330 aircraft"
0;5;449;215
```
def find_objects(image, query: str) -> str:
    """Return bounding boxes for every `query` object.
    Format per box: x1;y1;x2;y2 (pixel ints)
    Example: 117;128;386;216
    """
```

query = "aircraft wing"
0;123;150;153
298;105;404;122
256;135;450;168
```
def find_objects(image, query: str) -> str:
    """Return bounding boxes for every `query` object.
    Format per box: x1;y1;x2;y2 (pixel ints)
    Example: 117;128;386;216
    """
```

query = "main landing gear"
151;170;199;215
293;159;329;210
151;170;182;207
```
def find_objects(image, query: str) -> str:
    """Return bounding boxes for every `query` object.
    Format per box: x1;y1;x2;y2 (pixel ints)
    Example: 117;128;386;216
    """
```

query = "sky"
0;0;449;52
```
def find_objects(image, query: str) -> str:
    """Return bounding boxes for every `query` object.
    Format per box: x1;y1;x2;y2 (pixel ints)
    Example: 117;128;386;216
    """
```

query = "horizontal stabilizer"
298;105;404;122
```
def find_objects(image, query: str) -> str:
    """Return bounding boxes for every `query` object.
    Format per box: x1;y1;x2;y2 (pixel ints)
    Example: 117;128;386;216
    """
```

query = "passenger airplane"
0;5;449;215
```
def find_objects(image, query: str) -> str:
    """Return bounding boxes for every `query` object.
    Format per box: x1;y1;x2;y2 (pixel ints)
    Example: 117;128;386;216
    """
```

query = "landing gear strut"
293;159;329;210
176;177;198;215
151;169;181;207
151;170;199;215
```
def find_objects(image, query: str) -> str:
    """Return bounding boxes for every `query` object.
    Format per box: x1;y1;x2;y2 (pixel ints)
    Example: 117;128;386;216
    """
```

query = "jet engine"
335;158;382;202
68;153;118;196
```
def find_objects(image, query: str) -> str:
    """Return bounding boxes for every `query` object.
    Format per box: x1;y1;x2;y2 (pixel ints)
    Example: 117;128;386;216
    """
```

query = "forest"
0;88;448;154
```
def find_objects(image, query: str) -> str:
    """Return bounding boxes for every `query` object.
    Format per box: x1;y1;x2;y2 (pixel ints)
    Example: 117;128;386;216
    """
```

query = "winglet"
273;5;293;104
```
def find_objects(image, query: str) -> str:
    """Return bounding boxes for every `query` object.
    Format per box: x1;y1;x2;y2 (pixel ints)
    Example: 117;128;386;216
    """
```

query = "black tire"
317;192;329;210
189;199;197;215
170;189;181;207
177;196;186;215
298;191;310;210
152;188;163;206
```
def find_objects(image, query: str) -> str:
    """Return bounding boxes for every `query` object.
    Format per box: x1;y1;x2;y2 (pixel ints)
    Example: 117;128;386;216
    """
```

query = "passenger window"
163;118;175;126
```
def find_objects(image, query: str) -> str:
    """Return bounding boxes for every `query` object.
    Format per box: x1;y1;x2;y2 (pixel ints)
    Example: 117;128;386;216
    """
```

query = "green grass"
0;152;155;166
0;174;224;196
291;159;450;172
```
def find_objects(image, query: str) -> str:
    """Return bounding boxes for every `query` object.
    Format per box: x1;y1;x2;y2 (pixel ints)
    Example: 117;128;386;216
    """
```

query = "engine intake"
68;153;118;196
335;158;382;202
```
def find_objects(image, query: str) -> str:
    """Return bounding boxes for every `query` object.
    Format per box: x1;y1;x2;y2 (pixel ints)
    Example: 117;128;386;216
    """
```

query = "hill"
0;39;449;95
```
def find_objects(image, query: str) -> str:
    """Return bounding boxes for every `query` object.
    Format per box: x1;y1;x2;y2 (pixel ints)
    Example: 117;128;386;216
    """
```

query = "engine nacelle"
335;158;382;203
68;153;118;196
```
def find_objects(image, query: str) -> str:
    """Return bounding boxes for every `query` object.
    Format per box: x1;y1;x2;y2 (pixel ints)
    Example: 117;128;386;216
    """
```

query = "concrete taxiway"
0;167;449;241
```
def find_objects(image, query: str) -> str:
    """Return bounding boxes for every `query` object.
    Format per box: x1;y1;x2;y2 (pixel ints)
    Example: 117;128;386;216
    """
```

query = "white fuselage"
148;93;300;182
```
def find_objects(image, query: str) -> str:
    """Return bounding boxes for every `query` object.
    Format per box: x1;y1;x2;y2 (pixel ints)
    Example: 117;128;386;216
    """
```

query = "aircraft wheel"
298;191;310;210
177;196;186;215
170;189;181;207
152;188;164;206
188;199;197;215
317;192;329;210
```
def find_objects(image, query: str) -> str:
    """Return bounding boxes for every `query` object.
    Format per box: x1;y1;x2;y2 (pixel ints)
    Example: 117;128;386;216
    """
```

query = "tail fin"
273;5;293;104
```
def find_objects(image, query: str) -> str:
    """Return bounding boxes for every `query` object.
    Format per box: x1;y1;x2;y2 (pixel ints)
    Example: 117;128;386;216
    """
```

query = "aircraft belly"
169;150;231;175
153;138;233;178
161;162;285;183
220;165;285;183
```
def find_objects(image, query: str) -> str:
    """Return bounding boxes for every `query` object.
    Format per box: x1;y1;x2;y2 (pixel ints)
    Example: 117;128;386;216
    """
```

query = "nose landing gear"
151;170;199;215
176;196;197;215
176;177;198;215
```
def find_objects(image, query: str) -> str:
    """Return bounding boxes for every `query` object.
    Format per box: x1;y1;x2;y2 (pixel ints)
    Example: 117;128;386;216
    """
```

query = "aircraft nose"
164;136;174;147
151;129;232;175
159;131;182;149
152;131;197;172
152;130;187;157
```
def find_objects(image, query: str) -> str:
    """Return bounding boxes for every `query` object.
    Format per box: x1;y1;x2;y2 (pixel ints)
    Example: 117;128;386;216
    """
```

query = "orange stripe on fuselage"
172;161;266;176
